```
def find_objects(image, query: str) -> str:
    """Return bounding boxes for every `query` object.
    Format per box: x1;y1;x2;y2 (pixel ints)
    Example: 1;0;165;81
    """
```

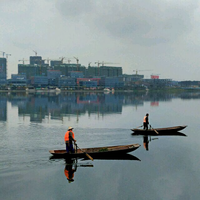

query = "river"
0;91;199;200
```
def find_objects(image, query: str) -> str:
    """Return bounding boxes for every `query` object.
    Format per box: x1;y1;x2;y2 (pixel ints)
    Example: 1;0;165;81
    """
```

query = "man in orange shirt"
64;126;76;153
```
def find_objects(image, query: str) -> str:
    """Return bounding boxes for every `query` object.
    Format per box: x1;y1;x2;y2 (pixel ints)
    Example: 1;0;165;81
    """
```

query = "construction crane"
6;54;11;59
95;61;101;67
74;57;79;63
0;51;6;57
19;58;28;64
59;57;65;64
33;50;37;56
133;69;152;75
74;57;79;71
95;61;119;66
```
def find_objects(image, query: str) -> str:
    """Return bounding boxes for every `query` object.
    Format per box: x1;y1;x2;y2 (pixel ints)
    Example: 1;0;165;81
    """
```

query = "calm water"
0;91;200;200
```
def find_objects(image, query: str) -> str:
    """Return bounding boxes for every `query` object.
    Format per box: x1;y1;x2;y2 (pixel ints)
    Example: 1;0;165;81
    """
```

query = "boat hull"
131;125;187;135
49;144;140;158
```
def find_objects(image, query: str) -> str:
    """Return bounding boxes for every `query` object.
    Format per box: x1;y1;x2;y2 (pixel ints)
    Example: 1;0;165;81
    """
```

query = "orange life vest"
143;116;147;123
64;169;74;180
64;131;75;142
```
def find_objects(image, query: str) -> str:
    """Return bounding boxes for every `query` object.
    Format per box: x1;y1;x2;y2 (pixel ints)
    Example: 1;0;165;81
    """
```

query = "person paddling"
64;126;76;153
143;113;149;130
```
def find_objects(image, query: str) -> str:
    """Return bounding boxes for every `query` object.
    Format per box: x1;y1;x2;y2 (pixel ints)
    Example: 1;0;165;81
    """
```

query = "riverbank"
0;87;198;94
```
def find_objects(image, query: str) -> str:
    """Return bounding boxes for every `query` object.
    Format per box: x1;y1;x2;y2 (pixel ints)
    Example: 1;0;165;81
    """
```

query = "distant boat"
131;125;187;135
48;87;61;93
34;87;61;93
49;143;140;158
103;88;111;92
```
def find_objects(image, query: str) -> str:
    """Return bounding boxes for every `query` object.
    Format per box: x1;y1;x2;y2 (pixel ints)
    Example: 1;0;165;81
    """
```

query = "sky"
1;0;200;81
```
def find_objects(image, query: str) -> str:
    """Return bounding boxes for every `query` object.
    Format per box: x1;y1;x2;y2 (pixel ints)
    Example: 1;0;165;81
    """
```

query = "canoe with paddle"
131;125;187;135
49;143;140;158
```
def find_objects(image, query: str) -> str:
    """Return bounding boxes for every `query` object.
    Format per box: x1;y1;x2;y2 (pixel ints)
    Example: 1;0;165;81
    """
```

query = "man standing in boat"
64;127;76;153
143;113;149;130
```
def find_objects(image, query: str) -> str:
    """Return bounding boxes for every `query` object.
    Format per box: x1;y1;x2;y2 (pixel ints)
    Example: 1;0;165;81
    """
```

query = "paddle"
150;125;159;134
136;125;143;129
131;125;143;131
76;144;94;161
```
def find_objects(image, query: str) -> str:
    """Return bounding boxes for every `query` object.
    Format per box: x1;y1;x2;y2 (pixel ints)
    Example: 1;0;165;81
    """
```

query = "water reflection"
81;153;141;161
143;136;159;151
0;91;200;123
51;154;140;183
132;132;187;151
64;159;78;183
0;94;7;121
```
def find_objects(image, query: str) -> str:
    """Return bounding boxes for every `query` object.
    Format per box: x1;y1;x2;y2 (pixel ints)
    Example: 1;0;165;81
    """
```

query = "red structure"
151;75;159;79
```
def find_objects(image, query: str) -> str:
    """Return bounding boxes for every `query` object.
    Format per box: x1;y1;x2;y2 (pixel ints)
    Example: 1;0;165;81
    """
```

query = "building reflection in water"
0;95;7;121
0;91;200;123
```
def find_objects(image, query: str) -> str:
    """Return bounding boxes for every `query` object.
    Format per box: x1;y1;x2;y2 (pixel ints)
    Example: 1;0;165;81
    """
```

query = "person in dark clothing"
143;113;149;130
64;126;76;153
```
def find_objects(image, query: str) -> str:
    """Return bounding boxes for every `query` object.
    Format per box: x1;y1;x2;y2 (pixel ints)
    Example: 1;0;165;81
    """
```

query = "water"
0;91;199;200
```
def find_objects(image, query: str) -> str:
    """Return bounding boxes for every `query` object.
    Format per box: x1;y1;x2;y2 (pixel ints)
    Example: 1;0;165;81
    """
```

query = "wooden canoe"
49;143;140;158
131;125;187;135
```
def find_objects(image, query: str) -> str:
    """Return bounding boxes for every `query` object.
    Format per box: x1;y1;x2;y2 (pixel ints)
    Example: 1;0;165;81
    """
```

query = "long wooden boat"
131;125;187;135
49;143;140;158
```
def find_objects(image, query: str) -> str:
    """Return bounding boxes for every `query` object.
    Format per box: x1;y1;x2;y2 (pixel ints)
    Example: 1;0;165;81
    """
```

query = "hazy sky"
1;0;200;80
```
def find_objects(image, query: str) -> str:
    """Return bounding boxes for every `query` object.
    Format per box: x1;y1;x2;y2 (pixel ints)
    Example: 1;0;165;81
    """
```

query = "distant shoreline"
0;88;198;93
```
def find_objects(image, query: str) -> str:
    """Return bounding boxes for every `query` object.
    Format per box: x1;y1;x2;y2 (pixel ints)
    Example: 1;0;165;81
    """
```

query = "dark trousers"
143;122;148;130
66;141;75;153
